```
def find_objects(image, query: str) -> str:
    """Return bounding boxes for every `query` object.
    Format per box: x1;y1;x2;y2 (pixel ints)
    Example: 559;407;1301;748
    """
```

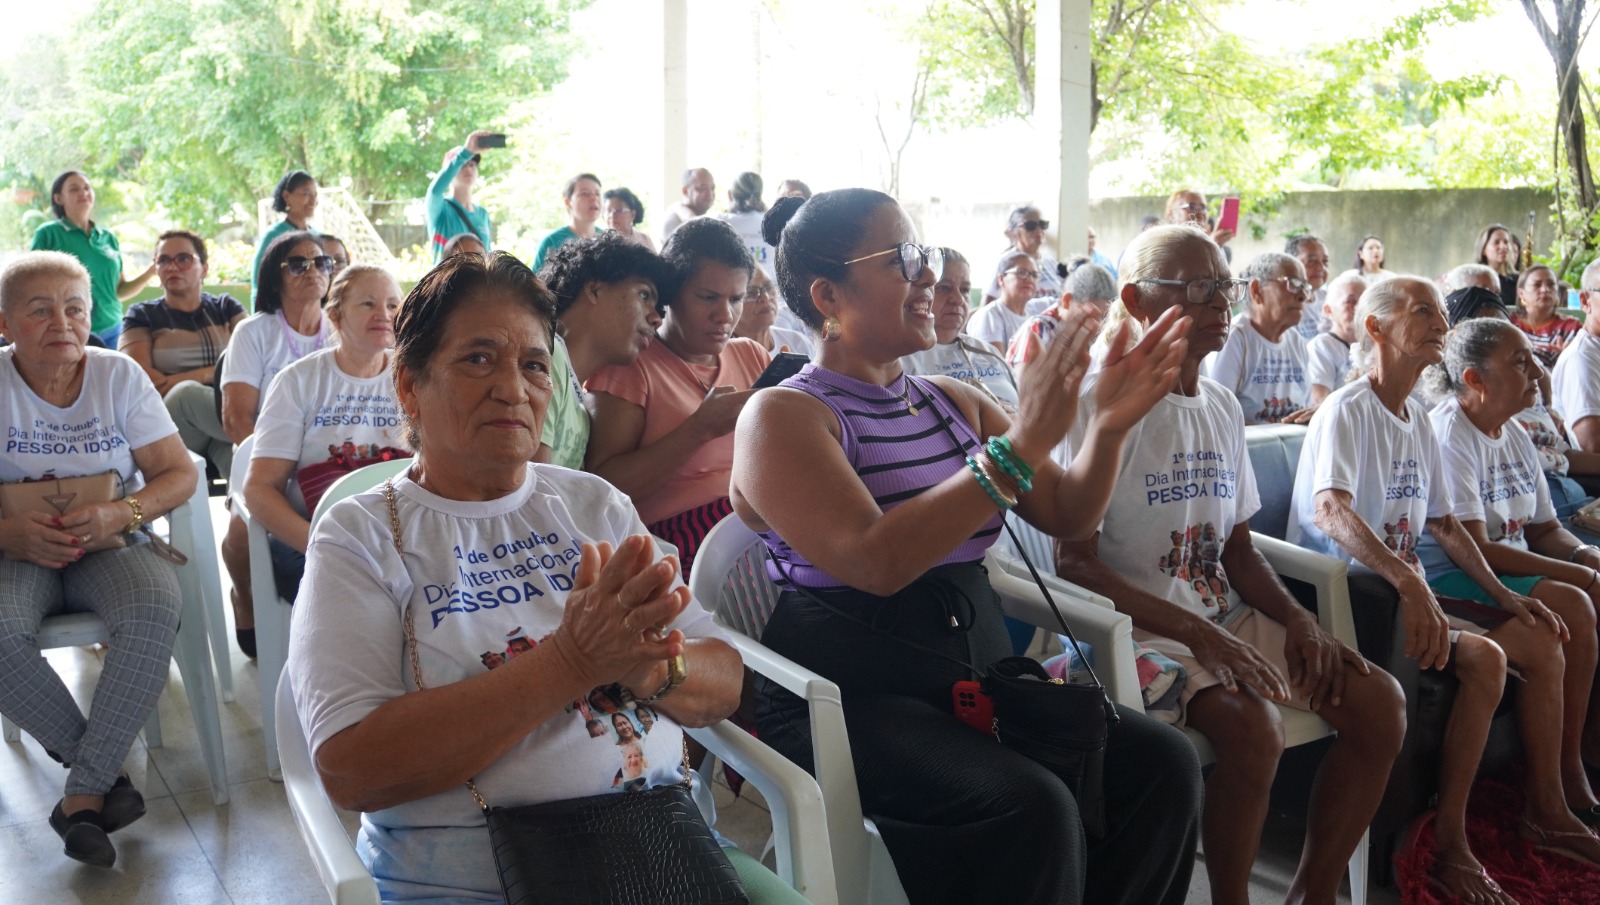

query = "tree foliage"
36;0;584;230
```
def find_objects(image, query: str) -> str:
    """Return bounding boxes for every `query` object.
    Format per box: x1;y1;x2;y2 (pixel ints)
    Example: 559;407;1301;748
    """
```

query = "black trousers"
756;563;1201;905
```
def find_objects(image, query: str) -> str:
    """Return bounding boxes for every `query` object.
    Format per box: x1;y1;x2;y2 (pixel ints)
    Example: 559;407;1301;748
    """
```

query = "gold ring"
79;533;93;544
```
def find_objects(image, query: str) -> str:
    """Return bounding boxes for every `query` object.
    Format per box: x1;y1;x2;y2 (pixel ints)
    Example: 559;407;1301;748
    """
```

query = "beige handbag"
1571;496;1600;535
0;471;187;563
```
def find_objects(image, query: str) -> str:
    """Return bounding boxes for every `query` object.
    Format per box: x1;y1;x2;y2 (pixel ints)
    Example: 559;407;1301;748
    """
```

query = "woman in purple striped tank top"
729;189;1204;905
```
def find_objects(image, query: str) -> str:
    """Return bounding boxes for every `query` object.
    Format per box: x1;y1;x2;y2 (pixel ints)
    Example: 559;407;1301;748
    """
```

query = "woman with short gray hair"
1006;258;1116;384
1205;251;1315;424
0;251;197;868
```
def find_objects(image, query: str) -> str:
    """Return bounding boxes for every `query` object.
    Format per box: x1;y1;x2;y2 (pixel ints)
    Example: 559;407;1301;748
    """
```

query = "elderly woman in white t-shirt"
732;266;811;357
286;252;801;904
1206;251;1314;425
0;252;198;868
1422;318;1600;820
900;247;1019;412
243;265;406;603
1289;276;1599;902
967;250;1039;351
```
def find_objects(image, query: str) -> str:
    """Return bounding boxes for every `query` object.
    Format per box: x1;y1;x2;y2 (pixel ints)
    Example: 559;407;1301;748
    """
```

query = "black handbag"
383;481;748;905
767;377;1117;836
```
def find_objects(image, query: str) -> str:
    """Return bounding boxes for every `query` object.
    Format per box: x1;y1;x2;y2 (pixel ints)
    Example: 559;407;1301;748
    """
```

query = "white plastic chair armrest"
987;563;1143;710
1251;533;1357;649
687;721;839;905
275;675;380;905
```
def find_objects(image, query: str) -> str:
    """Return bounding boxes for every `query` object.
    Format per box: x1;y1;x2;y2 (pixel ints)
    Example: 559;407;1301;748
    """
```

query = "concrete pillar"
662;0;689;214
1035;0;1093;261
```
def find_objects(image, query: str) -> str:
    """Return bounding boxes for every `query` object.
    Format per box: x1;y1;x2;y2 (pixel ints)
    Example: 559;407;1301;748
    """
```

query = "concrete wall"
907;187;1555;287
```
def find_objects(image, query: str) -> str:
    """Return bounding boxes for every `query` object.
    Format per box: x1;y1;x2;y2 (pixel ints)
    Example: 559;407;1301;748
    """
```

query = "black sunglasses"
1020;219;1051;231
281;255;335;276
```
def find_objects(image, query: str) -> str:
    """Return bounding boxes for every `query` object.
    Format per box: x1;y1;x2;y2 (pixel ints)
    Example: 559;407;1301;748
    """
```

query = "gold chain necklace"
895;375;920;415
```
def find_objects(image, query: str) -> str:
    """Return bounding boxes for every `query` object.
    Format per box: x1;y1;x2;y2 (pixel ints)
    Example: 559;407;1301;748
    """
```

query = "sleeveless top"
758;364;1003;590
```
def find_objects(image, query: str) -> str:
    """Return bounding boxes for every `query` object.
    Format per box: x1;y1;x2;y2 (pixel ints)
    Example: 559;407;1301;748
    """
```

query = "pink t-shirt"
587;337;770;525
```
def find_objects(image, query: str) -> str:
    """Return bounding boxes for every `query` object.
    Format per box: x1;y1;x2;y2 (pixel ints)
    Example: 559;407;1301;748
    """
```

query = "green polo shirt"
29;219;125;334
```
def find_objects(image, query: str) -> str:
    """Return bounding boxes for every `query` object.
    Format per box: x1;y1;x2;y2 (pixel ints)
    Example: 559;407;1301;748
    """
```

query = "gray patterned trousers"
0;544;181;796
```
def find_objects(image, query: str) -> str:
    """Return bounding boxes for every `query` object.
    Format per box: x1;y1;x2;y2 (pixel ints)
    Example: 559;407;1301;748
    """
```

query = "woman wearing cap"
251;171;320;311
427;133;496;263
28;171;157;348
736;188;1201;904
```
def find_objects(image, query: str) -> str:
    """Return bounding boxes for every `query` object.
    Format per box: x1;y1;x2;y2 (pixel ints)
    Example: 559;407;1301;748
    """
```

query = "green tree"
63;0;585;232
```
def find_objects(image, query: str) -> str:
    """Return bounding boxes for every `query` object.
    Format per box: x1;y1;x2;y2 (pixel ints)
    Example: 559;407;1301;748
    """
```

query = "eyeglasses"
747;283;775;298
1136;277;1250;305
281;255;335;276
1004;267;1042;281
1270;276;1312;296
155;253;197;269
841;242;945;283
1176;202;1208;214
1020;219;1050;232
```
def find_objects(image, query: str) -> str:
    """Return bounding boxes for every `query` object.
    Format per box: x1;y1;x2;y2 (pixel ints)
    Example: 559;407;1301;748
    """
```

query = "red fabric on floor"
1394;774;1600;904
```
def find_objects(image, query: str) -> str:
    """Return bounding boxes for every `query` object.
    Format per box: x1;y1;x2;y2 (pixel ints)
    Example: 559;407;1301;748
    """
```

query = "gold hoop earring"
822;316;842;342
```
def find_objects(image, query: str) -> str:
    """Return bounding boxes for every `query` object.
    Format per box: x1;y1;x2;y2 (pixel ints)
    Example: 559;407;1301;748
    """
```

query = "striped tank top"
759;364;1003;590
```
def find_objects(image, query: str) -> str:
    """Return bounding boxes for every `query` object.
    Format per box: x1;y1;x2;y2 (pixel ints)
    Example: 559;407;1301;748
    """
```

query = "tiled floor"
0;497;1403;903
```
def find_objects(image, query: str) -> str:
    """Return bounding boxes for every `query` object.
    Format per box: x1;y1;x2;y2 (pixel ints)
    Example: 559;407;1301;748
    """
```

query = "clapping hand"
551;536;690;688
1090;306;1190;434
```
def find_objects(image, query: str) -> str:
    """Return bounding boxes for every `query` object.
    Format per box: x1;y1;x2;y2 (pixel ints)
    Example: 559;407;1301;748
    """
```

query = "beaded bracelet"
966;455;1016;509
985;436;1034;494
977;453;1022;501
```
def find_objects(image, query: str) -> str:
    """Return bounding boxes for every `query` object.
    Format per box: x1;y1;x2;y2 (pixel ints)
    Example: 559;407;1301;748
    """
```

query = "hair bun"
763;195;806;248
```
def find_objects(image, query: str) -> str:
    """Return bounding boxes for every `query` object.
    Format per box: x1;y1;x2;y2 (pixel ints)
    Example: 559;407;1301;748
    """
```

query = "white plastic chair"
2;457;231;805
992;532;1370;905
688;515;1142;905
276;460;839;905
178;450;233;705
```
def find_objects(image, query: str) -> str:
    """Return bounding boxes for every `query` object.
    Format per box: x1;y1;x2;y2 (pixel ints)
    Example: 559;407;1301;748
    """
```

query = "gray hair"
1442;263;1498;293
1063;260;1116;302
1005;204;1041;231
1418;317;1522;404
1284;234;1325;257
1349;276;1440;380
1102;223;1219;345
1581;259;1600;292
1240;251;1298;284
0;251;91;314
1324;271;1368;302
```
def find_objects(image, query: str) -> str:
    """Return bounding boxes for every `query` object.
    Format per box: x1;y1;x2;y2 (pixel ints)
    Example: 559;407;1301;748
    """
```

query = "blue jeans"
94;322;122;350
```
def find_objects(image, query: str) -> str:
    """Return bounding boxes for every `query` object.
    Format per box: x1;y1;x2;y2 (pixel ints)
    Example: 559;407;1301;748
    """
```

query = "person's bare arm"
315;537;738;812
533;443;555;464
116;264;157;301
221;383;260;445
586;388;755;501
1426;514;1565;637
1465;517;1597;588
55;434;198;548
1311;488;1450;669
1572;416;1600;454
242;456;312;552
118;338;171;395
1218;523;1367;706
1056;531;1288;699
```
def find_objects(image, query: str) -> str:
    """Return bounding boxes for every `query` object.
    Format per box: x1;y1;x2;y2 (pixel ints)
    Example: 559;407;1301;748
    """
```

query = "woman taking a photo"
29;171;157;348
587;218;769;575
733;189;1202;904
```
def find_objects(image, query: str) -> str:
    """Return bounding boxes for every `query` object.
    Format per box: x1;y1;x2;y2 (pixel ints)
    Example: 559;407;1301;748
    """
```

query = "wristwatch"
124;497;145;535
638;653;688;706
1568;543;1597;563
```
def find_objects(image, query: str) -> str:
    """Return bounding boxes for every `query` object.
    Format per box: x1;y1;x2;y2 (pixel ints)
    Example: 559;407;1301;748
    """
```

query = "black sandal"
49;802;115;868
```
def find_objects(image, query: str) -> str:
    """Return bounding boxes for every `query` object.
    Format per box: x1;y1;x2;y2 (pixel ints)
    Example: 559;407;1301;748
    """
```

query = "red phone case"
1217;197;1240;234
952;680;996;737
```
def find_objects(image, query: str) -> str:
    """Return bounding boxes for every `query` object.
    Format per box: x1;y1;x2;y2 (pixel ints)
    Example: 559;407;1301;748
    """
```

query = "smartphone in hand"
478;133;507;149
1217;197;1240;234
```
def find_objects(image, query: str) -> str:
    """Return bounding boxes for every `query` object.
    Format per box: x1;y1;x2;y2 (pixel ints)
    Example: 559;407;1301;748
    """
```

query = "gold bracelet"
124;497;144;535
973;453;1019;507
638;653;688;705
